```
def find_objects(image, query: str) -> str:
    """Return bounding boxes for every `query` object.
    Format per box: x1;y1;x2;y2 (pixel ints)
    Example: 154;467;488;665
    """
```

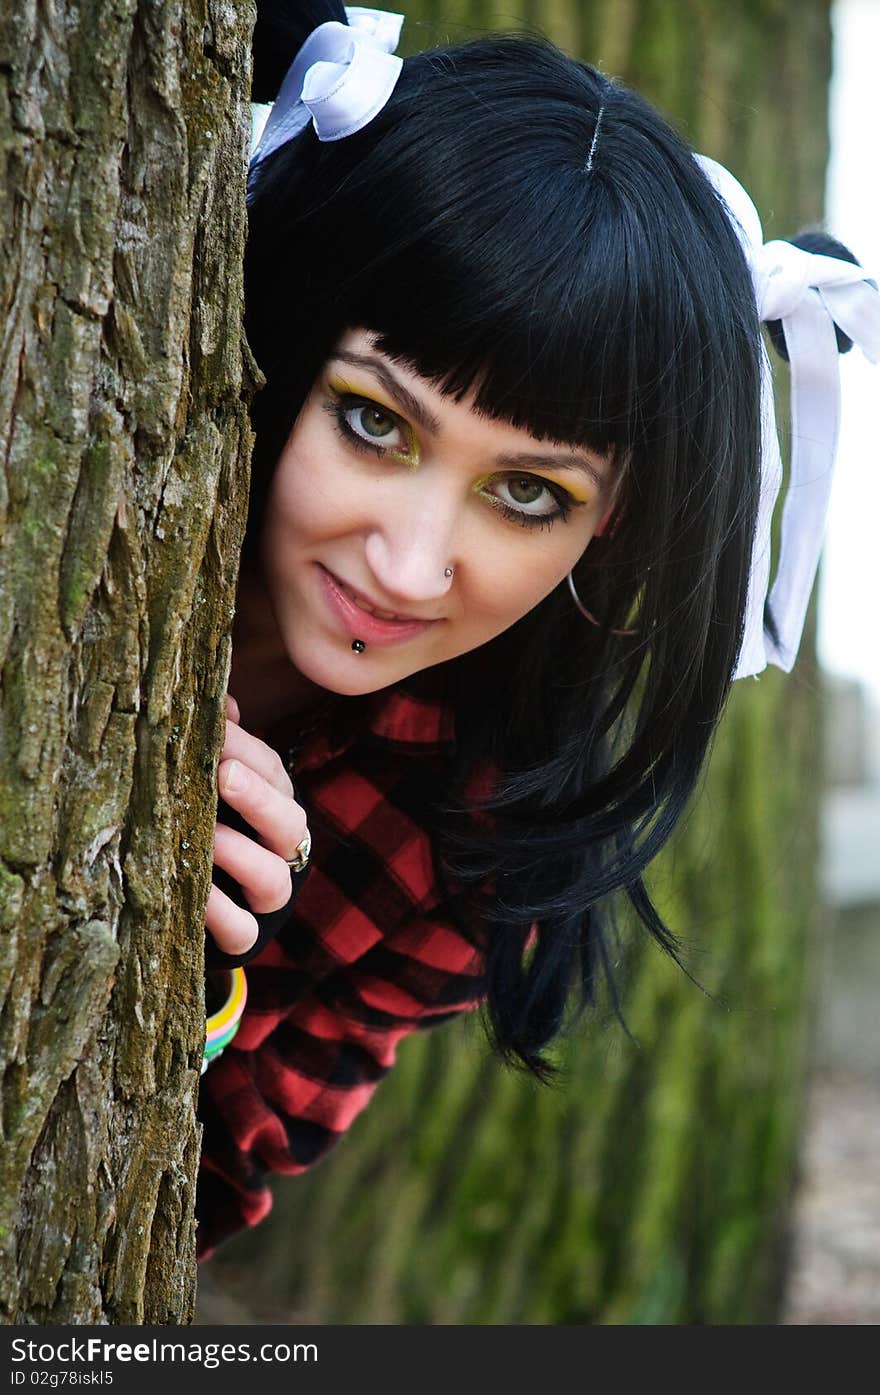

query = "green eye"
507;477;545;506
482;473;581;531
354;405;396;439
326;392;410;456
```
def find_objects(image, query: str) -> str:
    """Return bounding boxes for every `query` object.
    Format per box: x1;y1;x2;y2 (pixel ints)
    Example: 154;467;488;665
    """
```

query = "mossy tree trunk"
197;0;830;1325
0;0;254;1322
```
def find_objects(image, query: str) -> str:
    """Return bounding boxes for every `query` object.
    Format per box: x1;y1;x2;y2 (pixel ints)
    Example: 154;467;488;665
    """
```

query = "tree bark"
0;0;254;1323
197;0;830;1325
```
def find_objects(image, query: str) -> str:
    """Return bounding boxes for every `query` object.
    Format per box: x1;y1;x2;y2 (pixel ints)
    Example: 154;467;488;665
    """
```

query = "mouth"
333;576;426;623
317;565;442;645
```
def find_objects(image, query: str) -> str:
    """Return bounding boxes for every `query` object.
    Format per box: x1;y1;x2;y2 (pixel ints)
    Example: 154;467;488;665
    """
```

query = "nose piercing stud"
444;567;453;578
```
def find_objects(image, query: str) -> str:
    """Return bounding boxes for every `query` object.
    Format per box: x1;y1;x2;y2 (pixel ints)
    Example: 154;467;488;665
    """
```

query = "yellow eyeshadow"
471;472;592;505
325;376;419;463
326;375;398;418
323;376;421;463
553;481;593;504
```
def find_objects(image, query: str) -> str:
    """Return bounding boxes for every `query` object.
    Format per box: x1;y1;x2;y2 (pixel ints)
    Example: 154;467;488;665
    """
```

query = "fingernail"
223;760;247;793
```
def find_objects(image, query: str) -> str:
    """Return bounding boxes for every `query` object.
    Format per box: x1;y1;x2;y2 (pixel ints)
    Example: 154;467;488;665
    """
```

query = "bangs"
363;184;647;465
364;198;677;470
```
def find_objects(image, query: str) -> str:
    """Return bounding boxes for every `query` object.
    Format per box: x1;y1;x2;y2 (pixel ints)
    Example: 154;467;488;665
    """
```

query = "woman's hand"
204;693;310;957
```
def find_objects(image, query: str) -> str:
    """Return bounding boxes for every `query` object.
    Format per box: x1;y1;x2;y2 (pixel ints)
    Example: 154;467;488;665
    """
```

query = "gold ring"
286;830;311;873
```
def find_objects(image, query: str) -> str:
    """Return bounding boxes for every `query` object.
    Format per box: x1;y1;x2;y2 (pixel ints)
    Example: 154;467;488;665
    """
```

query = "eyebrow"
328;351;610;491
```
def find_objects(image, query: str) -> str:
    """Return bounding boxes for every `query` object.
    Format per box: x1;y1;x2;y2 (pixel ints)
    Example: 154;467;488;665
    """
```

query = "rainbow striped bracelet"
201;967;247;1074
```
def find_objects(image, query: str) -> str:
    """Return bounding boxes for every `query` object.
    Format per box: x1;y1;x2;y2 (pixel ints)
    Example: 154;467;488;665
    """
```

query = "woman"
195;1;878;1260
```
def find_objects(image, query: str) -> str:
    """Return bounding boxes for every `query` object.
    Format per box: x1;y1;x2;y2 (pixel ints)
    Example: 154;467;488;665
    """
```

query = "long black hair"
242;2;832;1076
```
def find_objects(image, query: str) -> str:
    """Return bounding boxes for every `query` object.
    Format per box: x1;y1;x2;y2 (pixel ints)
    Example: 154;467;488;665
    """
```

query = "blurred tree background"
197;0;831;1324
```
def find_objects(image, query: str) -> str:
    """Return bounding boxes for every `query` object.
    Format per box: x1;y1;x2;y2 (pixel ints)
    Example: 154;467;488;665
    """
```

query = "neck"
229;564;326;729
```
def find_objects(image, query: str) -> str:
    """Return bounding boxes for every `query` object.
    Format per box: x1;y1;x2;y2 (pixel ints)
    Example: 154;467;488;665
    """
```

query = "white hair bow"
249;6;403;175
695;154;880;681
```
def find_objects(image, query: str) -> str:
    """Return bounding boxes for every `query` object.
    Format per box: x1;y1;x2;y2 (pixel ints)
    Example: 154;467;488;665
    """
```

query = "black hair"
244;1;852;1077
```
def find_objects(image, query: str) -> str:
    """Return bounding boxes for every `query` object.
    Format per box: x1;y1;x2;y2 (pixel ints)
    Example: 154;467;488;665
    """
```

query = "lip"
317;565;442;646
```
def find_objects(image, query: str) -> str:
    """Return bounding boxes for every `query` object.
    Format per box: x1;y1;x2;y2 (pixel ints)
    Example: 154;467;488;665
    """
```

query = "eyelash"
323;393;576;531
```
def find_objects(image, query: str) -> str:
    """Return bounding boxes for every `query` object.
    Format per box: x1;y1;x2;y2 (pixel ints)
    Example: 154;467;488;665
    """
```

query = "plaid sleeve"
195;906;485;1261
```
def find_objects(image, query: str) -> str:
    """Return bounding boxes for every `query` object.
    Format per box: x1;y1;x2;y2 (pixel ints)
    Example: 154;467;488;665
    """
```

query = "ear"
594;506;616;538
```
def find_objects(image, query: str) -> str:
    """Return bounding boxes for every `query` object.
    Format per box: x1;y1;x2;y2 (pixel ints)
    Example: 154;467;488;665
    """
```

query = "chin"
327;668;396;697
288;636;408;697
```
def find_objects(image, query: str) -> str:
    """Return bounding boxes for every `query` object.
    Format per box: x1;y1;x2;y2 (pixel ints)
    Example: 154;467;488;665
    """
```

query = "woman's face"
259;328;617;697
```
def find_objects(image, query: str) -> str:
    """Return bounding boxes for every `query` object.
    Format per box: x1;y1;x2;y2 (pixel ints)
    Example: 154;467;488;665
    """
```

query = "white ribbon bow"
695;154;880;680
249;6;403;172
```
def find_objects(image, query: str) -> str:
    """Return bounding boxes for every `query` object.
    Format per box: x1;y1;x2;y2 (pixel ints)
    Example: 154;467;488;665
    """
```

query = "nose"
363;478;461;606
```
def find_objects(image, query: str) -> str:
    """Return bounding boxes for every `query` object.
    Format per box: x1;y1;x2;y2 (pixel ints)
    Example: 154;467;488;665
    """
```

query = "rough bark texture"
0;0;255;1323
197;0;830;1325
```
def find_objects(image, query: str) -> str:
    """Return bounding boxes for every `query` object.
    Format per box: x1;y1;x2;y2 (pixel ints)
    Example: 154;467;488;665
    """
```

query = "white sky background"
819;0;880;703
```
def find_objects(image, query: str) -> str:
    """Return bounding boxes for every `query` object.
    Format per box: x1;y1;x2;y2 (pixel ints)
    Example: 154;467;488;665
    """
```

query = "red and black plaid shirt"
196;669;488;1260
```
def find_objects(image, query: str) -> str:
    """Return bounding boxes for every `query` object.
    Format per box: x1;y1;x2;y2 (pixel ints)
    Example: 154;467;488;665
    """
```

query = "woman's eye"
507;477;547;508
491;475;564;517
344;402;403;448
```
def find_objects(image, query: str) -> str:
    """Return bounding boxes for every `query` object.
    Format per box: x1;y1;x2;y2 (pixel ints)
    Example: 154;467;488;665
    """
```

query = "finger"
204;882;259;957
218;760;308;859
220;721;293;798
214;821;294;915
226;692;241;724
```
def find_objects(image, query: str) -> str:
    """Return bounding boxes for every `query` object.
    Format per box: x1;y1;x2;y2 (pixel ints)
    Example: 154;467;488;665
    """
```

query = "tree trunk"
197;0;830;1325
0;0;254;1323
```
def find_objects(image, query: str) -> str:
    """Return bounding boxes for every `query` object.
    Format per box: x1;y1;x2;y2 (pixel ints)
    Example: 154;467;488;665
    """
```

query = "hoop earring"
566;572;638;637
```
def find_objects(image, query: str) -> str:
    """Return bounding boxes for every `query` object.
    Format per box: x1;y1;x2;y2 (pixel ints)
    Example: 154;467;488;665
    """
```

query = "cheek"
463;541;583;629
267;434;355;543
